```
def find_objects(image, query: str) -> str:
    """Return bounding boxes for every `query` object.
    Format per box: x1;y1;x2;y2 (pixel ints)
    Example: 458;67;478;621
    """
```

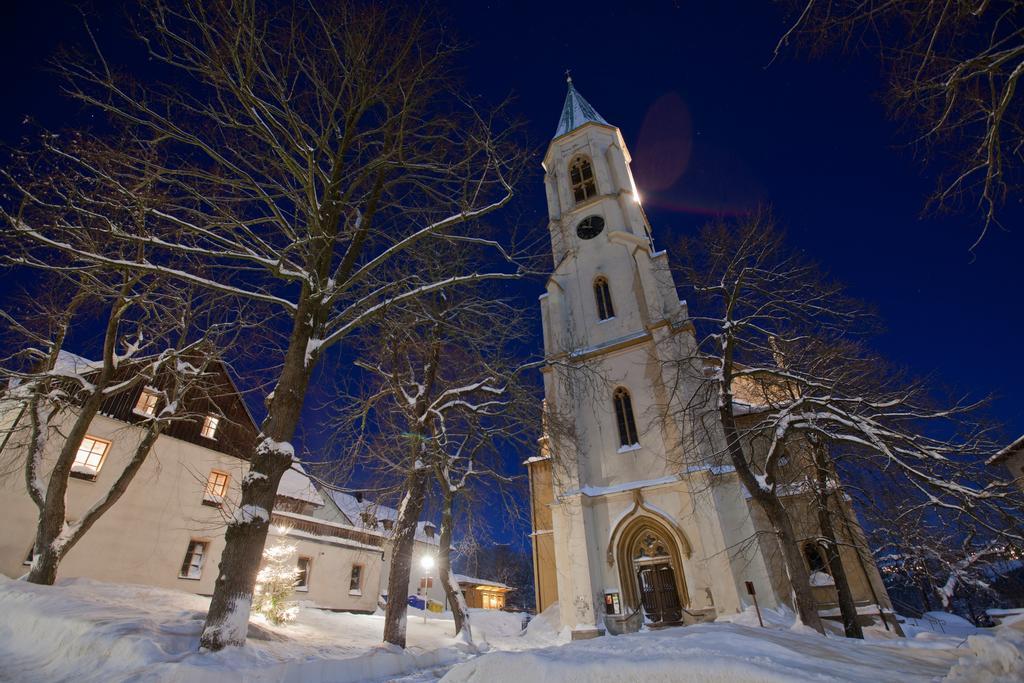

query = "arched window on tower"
569;156;597;203
613;387;639;448
594;276;615;320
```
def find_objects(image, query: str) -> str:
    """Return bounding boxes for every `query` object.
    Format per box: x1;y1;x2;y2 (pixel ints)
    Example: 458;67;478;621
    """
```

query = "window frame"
569;156;598;203
349;563;363;595
178;539;208;580
203;470;231;507
296;556;312;592
70;435;112;481
803;541;831;577
200;414;220;440
594;276;615;321
133;387;161;418
613;387;640;448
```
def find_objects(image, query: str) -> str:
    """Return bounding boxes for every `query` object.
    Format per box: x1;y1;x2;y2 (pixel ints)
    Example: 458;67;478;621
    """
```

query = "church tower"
527;77;779;638
526;78;901;639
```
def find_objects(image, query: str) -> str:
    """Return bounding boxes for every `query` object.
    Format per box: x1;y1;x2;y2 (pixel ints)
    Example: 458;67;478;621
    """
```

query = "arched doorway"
616;517;689;625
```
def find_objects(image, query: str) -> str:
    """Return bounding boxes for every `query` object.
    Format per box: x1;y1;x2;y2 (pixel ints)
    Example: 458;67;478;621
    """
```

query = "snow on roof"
277;464;325;507
453;574;512;591
53;350;102;375
323;488;439;545
554;77;609;138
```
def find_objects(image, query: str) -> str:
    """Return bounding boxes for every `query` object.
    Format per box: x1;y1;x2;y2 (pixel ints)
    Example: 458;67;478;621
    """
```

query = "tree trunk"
717;403;825;633
200;327;314;651
383;467;430;648
26;392;108;585
438;489;471;644
811;446;863;638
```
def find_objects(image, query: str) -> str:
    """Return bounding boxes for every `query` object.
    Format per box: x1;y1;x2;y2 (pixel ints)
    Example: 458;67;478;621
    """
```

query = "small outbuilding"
454;574;513;610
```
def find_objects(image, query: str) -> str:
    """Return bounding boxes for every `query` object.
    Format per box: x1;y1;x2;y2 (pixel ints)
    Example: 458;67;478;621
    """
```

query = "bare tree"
670;209;1019;634
0;1;525;649
0;271;233;585
336;246;535;647
776;0;1024;249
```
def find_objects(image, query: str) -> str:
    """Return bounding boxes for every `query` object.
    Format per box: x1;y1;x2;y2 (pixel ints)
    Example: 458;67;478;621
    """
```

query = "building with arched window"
527;76;898;640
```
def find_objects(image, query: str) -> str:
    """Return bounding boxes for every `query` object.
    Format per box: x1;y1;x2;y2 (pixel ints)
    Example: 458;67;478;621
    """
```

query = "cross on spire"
553;74;608;138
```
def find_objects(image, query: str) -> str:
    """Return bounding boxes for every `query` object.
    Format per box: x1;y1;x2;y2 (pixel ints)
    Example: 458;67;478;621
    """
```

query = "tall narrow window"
134;388;160;417
203;470;230;506
296;557;311;591
569;156;597;203
594;277;615;320
71;435;111;480
613;387;639;448
349;564;363;594
179;540;208;579
200;414;220;439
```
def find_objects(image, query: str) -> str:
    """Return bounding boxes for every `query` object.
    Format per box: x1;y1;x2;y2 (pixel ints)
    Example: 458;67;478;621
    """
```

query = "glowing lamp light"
420;555;435;571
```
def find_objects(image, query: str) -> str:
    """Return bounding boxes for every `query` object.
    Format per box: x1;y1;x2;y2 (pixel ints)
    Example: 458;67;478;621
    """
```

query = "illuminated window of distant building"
203;470;230;506
134;388;160;417
71;435;111;480
200;414;220;439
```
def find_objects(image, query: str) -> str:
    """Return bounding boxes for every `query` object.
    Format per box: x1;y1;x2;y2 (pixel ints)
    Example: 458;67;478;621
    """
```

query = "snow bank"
943;631;1024;682
441;616;977;683
0;576;469;683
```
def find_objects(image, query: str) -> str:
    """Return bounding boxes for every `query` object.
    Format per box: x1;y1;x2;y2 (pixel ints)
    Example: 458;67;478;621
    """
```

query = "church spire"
554;72;609;138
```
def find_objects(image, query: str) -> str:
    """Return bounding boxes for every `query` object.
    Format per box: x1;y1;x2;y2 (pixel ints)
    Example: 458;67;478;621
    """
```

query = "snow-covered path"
1;575;1021;682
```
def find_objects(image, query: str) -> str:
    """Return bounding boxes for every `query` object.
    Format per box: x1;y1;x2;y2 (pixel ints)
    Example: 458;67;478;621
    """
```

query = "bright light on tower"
419;555;435;571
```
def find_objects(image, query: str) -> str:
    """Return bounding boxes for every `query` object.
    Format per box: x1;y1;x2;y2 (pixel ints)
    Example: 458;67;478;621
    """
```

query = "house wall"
0;409;381;611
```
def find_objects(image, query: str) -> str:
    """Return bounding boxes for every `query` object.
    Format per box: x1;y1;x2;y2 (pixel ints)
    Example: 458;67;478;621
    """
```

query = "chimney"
424;522;436;539
354;491;364;503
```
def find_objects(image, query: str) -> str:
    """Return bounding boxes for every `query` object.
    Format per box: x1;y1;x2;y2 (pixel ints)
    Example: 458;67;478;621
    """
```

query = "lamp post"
419;555;435;624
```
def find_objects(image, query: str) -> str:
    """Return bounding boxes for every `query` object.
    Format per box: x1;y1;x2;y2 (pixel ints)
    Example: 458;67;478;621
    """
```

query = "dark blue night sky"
2;1;1021;548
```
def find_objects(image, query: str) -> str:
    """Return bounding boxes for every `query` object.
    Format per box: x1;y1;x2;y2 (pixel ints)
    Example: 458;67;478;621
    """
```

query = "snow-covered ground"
1;575;1022;682
0;575;543;682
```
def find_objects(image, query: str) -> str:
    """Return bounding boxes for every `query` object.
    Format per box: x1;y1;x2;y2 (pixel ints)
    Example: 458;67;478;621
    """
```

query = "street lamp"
419;555;435;623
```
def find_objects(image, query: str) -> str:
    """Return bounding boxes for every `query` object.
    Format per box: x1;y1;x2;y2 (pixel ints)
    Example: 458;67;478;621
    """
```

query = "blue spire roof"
554;75;609;138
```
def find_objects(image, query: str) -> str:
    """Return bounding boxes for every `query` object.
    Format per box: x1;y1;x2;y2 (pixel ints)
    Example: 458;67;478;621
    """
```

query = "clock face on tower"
576;215;605;240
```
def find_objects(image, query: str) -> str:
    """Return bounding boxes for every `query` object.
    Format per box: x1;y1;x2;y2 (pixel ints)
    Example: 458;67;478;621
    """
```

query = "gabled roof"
554;76;609;138
321;488;439;545
453;573;513;591
277;464;325;506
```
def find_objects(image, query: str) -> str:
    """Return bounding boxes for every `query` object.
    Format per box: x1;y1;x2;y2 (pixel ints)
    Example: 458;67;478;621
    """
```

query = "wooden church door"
637;563;682;624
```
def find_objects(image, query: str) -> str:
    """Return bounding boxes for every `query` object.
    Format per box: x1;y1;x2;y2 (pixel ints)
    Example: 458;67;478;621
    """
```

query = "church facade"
526;79;897;639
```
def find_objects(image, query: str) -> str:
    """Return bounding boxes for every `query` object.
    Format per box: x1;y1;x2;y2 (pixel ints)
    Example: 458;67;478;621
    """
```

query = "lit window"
296;557;311;591
613;388;639;448
569;156;597;203
594;277;615;320
134;388;160;417
203;470;230;506
349;564;363;594
178;540;207;579
200;414;220;439
71;436;111;480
